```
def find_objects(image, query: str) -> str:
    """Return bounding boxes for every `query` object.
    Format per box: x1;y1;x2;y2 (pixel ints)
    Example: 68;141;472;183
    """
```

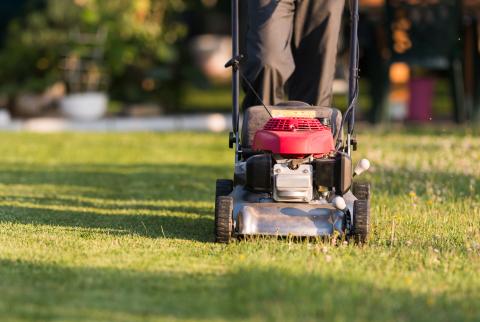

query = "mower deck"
232;187;356;237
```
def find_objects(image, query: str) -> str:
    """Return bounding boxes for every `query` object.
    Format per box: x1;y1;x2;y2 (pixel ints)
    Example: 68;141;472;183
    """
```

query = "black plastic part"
352;181;370;201
313;159;336;188
215;196;233;243
352;199;370;243
351;138;358;151
216;179;233;198
241;148;264;160
224;54;244;71
336;153;352;195
246;154;272;192
229;132;235;149
313;153;352;195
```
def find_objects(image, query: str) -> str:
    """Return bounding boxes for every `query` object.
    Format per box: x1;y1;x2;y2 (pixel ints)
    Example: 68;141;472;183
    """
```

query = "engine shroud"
252;117;334;157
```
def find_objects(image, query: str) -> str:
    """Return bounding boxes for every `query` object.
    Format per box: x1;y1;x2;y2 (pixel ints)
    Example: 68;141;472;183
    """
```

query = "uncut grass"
0;131;478;322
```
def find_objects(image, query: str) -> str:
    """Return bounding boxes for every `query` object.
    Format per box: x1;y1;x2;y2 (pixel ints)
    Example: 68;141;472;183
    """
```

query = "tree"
0;0;187;110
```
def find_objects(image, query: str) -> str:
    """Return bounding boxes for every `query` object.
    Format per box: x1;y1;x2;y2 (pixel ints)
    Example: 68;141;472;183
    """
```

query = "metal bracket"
225;54;244;72
351;138;358;151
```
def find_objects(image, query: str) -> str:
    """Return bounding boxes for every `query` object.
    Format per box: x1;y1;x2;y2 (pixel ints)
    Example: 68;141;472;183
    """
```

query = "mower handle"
228;0;360;159
230;0;241;162
347;0;360;154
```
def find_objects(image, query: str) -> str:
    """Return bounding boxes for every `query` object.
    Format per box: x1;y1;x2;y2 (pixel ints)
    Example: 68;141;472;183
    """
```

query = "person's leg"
289;0;345;106
242;0;296;109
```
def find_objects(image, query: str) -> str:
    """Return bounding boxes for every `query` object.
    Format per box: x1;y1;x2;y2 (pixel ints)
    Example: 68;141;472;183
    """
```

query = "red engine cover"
253;118;334;156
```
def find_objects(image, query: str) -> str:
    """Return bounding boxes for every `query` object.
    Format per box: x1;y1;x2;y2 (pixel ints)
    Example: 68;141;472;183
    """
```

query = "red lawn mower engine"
246;117;352;202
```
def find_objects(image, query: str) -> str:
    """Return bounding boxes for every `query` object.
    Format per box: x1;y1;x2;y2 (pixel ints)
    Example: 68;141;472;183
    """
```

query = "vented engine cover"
253;118;334;156
273;163;313;202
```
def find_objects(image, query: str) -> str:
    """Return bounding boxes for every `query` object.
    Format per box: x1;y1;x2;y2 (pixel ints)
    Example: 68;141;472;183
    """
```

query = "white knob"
354;159;370;176
332;196;347;211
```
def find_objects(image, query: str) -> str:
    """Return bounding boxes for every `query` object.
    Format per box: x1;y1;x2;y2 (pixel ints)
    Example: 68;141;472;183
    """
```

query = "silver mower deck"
231;186;357;237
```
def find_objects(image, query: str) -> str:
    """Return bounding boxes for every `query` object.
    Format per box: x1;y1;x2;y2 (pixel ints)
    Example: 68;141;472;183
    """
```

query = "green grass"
181;85;236;113
181;79;453;119
0;130;479;322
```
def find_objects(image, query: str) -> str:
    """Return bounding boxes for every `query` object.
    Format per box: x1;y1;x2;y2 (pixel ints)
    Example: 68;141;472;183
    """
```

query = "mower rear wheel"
352;199;370;243
216;179;233;198
352;181;371;201
215;196;233;243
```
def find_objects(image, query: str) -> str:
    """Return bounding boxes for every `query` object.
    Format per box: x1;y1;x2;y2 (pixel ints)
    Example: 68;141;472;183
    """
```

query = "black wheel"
216;179;233;198
352;199;370;243
352;181;371;201
215;196;233;243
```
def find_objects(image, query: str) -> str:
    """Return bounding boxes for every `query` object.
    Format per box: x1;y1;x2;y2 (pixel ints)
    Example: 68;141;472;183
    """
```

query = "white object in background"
332;196;347;211
190;34;232;81
332;79;349;95
354;159;371;177
206;113;228;132
60;92;107;121
0;109;11;125
24;118;67;132
389;101;408;121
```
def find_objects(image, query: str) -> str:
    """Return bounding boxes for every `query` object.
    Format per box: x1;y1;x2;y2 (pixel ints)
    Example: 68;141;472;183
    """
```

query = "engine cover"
273;163;313;202
253;118;334;157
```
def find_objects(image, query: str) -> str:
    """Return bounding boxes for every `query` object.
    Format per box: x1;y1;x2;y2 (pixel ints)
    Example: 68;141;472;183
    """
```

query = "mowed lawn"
0;130;479;322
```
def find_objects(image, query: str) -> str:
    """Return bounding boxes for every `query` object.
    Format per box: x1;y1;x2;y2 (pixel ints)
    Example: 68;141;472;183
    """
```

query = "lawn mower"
215;0;371;243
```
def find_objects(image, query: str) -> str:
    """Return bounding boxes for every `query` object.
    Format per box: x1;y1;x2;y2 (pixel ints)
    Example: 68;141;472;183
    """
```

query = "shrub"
0;0;187;110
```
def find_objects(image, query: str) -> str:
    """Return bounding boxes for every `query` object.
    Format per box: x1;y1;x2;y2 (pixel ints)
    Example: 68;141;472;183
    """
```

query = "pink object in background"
408;77;434;122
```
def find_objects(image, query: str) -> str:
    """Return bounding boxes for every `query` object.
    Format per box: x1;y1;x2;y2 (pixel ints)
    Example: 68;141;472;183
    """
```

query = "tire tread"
215;196;233;243
352;199;370;243
353;181;371;201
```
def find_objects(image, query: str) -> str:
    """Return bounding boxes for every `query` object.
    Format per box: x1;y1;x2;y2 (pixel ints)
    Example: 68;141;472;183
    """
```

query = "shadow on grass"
0;195;213;216
0;163;232;201
0;162;476;201
0;205;214;241
0;259;476;321
0;160;480;241
0;163;232;241
0;162;477;242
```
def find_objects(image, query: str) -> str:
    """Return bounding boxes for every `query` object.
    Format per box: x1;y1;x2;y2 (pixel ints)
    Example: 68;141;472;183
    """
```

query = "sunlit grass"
0;130;478;321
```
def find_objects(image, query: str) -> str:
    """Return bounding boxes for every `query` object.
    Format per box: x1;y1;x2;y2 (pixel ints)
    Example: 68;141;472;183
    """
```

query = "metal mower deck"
232;187;356;237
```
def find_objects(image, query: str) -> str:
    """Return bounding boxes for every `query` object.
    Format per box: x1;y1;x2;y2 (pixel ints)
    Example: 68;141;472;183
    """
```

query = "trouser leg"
289;0;345;106
242;0;295;109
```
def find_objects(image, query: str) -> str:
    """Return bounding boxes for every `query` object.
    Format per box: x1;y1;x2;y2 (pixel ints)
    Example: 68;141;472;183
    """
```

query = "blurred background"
0;0;480;131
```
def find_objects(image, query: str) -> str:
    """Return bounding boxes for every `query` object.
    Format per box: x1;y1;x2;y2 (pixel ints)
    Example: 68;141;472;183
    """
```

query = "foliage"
0;129;479;321
0;0;187;108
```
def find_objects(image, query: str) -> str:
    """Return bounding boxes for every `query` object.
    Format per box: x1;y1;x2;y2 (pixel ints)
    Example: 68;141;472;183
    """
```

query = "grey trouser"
242;0;345;109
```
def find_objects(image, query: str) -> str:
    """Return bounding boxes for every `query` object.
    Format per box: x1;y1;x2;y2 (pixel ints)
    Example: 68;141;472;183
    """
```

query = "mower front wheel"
351;199;370;243
215;196;234;243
